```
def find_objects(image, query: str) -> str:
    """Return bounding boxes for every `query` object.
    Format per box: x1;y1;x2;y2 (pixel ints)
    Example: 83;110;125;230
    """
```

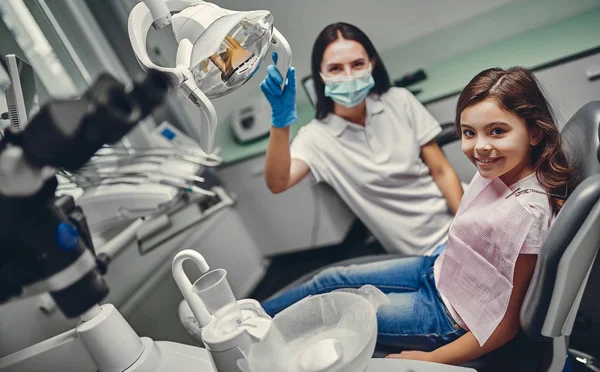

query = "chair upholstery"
521;101;600;340
436;122;460;147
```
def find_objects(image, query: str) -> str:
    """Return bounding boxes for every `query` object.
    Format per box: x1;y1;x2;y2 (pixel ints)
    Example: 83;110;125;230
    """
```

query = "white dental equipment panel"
149;121;203;149
77;182;179;233
230;97;272;143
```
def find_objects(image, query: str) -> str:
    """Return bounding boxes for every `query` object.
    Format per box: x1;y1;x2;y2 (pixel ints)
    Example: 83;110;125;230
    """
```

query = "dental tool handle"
172;250;213;328
271;28;292;90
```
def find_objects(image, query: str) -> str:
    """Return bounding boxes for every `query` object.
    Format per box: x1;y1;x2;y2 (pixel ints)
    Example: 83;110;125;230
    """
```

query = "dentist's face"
460;98;540;185
320;37;370;78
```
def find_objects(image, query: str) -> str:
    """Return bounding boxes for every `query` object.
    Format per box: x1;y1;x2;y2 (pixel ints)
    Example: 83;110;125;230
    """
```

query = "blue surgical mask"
320;65;375;108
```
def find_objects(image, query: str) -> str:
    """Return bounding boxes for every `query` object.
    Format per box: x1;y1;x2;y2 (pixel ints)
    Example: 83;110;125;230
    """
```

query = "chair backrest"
436;122;460;147
521;101;600;341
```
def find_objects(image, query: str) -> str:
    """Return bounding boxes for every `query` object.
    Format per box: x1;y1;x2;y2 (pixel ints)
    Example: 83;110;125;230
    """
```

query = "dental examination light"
128;0;292;154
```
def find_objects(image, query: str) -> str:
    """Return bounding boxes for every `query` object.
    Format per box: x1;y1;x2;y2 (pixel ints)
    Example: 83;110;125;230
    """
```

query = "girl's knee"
314;265;343;279
311;265;352;288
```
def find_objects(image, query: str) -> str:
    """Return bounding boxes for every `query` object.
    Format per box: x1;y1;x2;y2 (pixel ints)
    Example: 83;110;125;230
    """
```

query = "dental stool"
266;101;600;372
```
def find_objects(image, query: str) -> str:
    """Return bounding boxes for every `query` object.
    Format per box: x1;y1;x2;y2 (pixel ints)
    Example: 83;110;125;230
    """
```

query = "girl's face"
460;98;541;186
320;38;371;78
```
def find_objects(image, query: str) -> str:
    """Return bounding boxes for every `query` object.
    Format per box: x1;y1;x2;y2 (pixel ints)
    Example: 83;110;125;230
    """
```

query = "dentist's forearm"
433;169;463;215
265;126;291;193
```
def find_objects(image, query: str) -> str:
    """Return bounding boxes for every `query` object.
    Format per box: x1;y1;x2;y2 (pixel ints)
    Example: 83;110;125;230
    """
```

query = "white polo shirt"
290;87;453;254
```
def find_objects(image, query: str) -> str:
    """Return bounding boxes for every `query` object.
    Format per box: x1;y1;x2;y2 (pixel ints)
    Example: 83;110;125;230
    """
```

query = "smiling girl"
262;66;577;365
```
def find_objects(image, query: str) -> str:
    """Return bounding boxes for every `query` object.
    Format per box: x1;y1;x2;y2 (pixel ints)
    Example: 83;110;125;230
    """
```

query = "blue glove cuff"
271;107;298;128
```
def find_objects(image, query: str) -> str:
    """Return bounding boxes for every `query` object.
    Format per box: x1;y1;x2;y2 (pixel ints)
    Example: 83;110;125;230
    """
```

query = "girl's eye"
491;128;505;135
462;129;475;137
329;66;342;73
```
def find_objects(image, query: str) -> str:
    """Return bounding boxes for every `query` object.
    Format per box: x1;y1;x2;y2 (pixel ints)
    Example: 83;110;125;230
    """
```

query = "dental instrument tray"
135;184;235;255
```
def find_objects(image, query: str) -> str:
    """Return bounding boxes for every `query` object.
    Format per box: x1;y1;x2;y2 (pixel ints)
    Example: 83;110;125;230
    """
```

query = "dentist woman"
260;22;463;255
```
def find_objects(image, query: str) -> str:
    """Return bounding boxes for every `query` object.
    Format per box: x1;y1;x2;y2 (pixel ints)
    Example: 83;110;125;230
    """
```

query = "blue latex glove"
260;52;297;128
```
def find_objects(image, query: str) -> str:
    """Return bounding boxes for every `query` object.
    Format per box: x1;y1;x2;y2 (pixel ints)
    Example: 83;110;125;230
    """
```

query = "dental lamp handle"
175;38;219;156
271;28;292;90
128;1;184;84
172;250;213;328
141;0;172;29
180;79;218;154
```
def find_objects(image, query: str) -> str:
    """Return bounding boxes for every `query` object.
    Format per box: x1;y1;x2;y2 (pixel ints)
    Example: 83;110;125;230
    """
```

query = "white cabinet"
535;53;600;127
217;154;356;256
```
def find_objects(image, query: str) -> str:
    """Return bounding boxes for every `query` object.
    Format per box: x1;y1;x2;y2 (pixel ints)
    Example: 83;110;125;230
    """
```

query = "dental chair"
266;101;600;372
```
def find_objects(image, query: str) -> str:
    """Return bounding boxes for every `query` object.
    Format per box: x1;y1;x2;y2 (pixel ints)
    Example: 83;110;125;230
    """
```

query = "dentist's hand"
260;52;297;128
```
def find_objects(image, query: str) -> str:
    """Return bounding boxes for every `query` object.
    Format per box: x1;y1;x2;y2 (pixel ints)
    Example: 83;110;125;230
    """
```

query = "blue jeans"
261;245;466;351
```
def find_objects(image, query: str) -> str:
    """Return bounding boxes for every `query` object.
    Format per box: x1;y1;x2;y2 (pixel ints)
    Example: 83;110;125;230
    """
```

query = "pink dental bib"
436;173;536;346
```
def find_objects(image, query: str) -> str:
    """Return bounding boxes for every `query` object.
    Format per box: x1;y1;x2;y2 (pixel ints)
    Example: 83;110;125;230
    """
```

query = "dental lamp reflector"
128;0;292;153
187;11;274;98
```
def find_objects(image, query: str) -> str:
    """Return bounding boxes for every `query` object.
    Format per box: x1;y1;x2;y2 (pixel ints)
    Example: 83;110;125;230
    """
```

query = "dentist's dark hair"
456;67;577;215
311;22;391;120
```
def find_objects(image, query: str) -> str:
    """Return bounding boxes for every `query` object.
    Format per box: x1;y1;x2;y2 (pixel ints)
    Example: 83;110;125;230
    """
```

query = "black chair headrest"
560;101;600;180
436;122;460;147
521;101;600;340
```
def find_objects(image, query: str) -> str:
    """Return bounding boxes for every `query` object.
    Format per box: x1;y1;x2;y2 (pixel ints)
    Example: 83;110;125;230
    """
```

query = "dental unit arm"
128;0;292;153
0;69;171;316
0;70;218;372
